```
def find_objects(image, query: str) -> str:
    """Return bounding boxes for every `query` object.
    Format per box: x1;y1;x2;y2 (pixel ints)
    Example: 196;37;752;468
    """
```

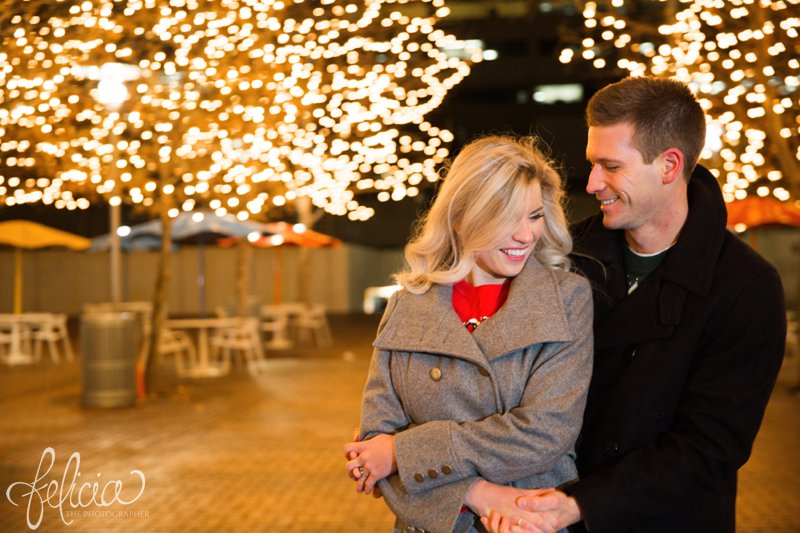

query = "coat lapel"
594;275;677;347
374;281;486;365
577;165;725;350
374;259;575;364
473;259;573;361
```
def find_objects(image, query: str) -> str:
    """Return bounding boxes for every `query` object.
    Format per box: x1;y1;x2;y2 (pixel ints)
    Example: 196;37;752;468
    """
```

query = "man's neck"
625;231;679;255
625;201;688;255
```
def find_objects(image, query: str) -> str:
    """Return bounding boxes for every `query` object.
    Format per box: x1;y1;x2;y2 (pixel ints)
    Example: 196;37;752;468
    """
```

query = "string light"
0;0;477;221
560;0;799;203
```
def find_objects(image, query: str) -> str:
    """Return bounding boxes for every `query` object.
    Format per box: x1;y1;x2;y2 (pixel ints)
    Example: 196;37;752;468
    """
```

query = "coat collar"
572;165;727;347
374;258;574;364
659;164;727;297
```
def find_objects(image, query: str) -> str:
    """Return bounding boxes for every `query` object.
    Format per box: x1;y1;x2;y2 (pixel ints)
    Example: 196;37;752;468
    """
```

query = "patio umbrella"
89;232;174;252
91;212;271;247
218;222;342;304
0;220;90;313
219;222;343;249
90;211;273;313
726;196;800;230
728;197;800;330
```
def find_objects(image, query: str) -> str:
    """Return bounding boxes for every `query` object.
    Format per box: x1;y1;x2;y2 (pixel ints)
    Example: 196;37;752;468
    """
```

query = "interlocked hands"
343;431;395;496
466;480;581;533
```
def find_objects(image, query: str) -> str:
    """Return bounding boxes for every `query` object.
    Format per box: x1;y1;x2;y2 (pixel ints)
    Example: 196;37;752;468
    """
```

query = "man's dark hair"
586;76;707;178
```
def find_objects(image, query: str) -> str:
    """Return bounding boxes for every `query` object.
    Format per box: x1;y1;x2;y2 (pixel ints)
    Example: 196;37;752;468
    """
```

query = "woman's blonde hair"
396;135;572;294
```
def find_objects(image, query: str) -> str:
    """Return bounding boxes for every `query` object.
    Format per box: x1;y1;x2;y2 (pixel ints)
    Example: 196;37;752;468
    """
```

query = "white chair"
0;329;14;362
210;317;265;371
0;315;34;365
32;313;73;363
276;302;312;343
296;304;333;348
157;328;197;377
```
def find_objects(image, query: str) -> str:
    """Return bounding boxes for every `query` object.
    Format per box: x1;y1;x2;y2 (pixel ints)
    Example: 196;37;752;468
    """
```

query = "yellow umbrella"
0;220;90;313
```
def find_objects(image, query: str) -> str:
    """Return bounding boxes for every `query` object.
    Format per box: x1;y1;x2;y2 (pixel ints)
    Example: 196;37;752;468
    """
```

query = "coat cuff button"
413;472;425;483
441;465;452;475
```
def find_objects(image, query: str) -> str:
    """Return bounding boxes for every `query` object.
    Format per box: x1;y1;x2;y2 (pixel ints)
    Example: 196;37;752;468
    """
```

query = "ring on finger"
358;465;366;479
517;518;524;527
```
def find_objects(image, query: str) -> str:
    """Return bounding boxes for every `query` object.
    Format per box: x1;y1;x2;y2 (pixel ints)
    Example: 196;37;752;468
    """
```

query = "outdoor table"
259;304;303;349
164;317;242;378
269;302;309;341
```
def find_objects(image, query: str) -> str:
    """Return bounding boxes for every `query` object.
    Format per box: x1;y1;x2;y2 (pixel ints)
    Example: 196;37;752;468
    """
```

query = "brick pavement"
0;314;797;532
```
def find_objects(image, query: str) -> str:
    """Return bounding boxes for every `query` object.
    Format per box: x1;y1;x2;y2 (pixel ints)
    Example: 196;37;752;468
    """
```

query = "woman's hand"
343;428;382;498
343;434;397;495
464;480;561;533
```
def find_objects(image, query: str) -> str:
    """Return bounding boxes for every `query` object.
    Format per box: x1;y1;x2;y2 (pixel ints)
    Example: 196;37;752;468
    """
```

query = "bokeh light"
0;0;478;220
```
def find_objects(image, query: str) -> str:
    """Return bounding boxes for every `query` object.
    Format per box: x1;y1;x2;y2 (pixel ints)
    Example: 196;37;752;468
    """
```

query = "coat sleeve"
376;474;481;533
392;276;594;495
568;267;786;532
359;293;479;533
361;346;480;532
360;292;410;439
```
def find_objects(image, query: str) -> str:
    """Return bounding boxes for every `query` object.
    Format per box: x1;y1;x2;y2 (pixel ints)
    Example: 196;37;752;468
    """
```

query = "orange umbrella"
259;222;342;248
726;197;800;231
217;222;342;249
218;223;342;304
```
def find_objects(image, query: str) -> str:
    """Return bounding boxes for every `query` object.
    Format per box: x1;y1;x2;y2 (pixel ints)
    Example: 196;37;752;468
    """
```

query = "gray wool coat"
359;258;594;533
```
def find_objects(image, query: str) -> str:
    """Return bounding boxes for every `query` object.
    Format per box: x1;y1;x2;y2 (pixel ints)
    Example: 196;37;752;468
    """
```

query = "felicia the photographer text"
5;447;146;530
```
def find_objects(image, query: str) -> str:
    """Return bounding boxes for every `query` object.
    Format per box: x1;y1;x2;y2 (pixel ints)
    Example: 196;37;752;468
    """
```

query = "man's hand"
515;489;582;531
464;480;560;533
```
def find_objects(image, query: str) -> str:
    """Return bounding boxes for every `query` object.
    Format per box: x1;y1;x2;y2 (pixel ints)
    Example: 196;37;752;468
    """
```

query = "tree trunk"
273;246;283;304
142;205;173;396
295;197;320;306
236;239;251;316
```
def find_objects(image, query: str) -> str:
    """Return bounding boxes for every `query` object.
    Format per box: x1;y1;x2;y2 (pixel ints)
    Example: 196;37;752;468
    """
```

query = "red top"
452;279;511;332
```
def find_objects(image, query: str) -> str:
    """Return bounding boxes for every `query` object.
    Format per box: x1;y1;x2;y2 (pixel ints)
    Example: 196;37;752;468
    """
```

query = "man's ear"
661;148;684;185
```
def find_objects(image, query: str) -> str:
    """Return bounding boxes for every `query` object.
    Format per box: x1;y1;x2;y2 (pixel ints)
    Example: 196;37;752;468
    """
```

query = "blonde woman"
344;135;593;533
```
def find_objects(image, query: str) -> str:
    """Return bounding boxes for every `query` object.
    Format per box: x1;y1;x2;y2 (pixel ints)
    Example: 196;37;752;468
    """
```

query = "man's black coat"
567;166;786;532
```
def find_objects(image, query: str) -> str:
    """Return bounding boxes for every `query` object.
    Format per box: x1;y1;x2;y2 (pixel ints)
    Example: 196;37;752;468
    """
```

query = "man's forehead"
587;124;637;153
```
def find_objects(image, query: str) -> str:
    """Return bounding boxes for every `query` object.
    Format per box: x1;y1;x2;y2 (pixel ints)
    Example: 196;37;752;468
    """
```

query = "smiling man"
469;76;787;533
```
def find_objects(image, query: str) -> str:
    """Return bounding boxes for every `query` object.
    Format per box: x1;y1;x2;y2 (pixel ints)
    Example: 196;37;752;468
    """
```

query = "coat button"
413;472;424;483
478;367;490;377
429;368;442;381
602;442;620;458
441;465;453;475
428;469;438;479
